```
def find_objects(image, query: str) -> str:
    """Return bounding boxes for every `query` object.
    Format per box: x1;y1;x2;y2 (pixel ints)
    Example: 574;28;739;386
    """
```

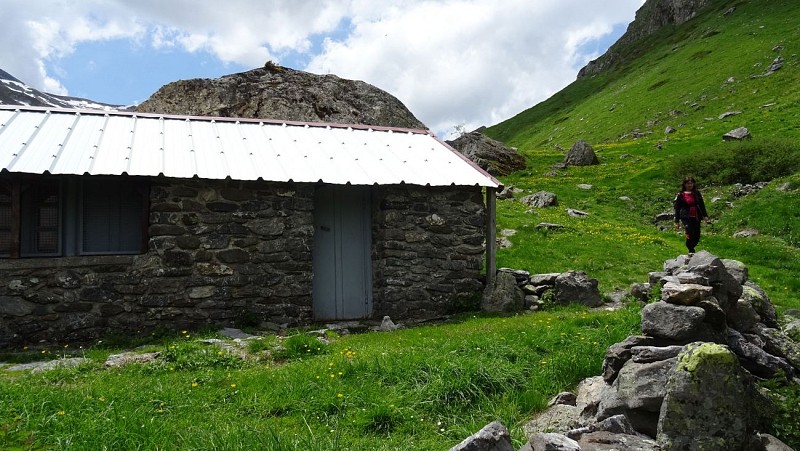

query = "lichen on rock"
676;342;737;373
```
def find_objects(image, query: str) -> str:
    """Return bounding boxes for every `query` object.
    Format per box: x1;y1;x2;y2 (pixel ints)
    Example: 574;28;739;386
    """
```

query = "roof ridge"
0;105;432;135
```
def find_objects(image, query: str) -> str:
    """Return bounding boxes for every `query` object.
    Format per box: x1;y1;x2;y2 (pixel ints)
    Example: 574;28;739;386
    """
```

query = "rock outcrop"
446;131;527;177
578;0;713;78
464;251;798;450
136;62;426;129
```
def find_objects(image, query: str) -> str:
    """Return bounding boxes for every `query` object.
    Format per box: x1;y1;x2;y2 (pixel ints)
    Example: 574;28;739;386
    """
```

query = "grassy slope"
2;2;800;450
485;0;800;310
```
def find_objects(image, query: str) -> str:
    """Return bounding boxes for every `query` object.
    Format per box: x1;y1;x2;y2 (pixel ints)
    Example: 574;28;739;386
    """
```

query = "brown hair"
681;176;697;192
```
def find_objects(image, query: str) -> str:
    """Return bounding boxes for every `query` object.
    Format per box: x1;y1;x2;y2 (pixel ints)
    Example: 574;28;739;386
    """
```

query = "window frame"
0;174;150;258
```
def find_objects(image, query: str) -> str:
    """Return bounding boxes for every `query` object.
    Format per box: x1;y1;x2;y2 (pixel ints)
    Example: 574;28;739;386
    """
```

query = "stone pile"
458;251;799;450
481;269;602;313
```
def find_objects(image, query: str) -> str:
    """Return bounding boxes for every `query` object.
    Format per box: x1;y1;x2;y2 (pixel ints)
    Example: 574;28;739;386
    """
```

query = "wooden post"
486;187;497;285
10;181;20;258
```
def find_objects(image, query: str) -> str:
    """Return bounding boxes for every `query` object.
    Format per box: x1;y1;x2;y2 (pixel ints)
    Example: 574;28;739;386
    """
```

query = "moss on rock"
676;342;736;374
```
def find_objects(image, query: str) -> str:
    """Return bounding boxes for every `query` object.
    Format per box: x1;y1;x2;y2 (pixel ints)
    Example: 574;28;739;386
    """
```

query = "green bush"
670;138;800;186
161;340;244;371
272;333;329;361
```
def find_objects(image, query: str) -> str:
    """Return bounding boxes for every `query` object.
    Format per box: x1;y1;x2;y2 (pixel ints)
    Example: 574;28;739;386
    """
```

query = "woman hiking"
674;176;709;254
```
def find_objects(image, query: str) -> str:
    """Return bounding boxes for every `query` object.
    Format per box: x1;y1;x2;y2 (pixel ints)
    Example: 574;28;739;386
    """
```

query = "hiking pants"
682;217;701;253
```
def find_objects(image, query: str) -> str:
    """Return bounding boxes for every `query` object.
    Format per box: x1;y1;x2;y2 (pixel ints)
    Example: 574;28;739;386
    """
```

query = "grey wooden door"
312;185;372;320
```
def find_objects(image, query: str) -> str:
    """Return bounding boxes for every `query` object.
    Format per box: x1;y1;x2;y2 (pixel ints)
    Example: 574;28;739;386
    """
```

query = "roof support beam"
485;187;497;286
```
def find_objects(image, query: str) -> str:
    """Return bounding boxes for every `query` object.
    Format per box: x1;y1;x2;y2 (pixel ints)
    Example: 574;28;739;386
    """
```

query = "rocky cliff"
578;0;714;78
135;62;426;129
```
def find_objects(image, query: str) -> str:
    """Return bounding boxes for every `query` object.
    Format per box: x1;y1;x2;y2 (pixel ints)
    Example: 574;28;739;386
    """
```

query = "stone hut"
0;106;501;346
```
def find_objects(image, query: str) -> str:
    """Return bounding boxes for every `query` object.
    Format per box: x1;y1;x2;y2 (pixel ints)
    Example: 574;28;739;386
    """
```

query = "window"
0;175;149;258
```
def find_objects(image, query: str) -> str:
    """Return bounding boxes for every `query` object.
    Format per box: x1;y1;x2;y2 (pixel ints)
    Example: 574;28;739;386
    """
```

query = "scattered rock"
566;208;589;217
734;229;759;238
378;316;398;332
12;358;93;373
664;126;676;134
105;352;161;368
449;421;514;451
220;328;255;339
520;191;558;208
718;111;742;120
577;184;593;190
752;56;785;77
653;212;674;223
497;185;521;200
732;182;768;197
496;237;513;249
723;127;751;141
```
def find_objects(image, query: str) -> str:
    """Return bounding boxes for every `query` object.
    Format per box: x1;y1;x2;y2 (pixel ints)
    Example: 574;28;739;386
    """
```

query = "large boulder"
481;272;524;313
136;63;426;129
446;132;527;176
657;342;773;450
563;140;599;166
554;271;602;307
641;302;705;342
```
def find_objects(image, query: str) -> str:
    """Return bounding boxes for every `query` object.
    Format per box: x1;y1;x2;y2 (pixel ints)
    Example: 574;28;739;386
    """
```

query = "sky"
0;0;645;137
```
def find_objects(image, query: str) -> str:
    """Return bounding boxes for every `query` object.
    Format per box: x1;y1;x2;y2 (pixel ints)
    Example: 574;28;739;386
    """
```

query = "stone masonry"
0;178;487;347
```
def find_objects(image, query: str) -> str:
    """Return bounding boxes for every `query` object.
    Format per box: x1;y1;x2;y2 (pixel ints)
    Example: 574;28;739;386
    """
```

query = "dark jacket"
674;190;708;222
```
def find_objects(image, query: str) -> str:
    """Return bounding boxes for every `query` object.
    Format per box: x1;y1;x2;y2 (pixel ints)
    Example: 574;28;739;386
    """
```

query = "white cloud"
0;0;644;135
306;0;644;136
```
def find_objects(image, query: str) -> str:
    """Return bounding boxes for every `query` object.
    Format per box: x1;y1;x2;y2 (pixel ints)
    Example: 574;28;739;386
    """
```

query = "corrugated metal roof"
0;106;501;188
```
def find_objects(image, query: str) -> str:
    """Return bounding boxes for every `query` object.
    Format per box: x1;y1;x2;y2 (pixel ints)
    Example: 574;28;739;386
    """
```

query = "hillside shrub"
670;138;800;186
272;333;329;361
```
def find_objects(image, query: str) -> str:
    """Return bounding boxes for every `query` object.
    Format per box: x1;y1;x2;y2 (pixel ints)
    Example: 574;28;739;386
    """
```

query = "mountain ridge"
0;68;124;111
485;0;800;151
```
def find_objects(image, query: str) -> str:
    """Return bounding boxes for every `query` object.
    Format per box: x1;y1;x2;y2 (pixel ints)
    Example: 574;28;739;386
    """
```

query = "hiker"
674;176;709;254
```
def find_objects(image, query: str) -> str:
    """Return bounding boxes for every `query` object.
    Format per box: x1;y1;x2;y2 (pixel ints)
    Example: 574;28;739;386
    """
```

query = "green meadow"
3;0;800;449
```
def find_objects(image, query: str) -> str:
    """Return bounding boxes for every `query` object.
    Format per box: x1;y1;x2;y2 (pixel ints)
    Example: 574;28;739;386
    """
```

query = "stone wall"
372;185;486;318
0;178;488;347
0;178;316;347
